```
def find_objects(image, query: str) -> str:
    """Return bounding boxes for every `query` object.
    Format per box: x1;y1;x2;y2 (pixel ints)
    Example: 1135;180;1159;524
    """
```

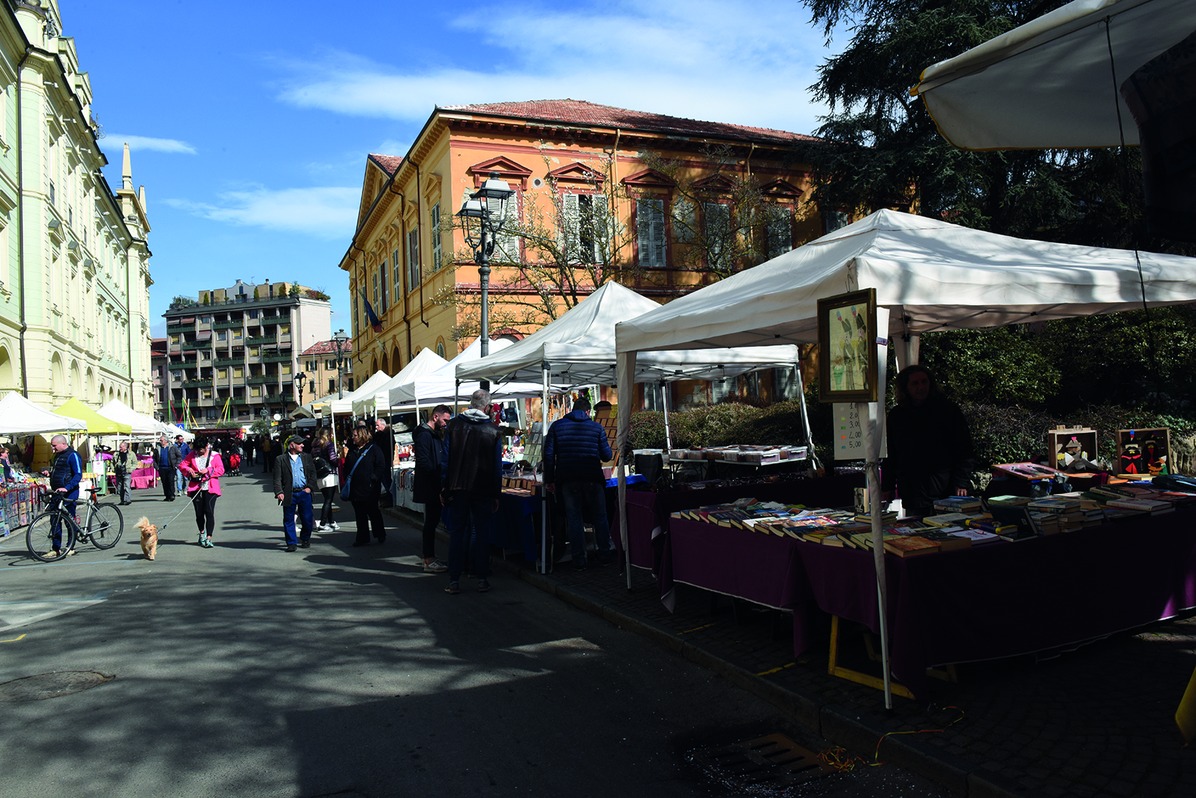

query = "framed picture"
1117;428;1170;476
1046;426;1098;473
818;288;878;403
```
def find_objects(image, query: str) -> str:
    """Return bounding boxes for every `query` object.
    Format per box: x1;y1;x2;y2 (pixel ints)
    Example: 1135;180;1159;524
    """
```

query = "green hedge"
627;399;1196;473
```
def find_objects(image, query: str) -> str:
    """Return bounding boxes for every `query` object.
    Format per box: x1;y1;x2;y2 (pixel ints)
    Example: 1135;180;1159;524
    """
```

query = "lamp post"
332;328;349;400
457;172;514;386
293;371;307;408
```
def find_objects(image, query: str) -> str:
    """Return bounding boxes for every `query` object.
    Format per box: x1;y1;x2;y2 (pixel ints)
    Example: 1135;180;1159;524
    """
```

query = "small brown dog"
135;517;158;560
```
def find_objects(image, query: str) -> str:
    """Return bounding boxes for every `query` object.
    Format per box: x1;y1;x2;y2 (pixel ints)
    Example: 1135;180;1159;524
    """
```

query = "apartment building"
160;280;331;427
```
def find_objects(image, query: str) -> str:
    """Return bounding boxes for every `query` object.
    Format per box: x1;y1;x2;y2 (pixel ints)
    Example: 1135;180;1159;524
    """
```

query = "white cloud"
101;134;197;155
270;0;837;135
164;185;359;240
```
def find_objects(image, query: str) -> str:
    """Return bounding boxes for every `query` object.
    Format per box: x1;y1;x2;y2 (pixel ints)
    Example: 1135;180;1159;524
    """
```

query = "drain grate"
691;732;835;790
0;671;115;703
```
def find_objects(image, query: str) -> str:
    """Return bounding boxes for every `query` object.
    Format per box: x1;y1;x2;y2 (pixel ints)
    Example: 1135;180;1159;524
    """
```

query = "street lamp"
457;172;514;382
293;371;307;407
332;328;349;399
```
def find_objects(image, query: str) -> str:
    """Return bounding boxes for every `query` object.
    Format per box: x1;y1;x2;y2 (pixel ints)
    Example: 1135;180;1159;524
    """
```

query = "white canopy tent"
350;349;447;418
0;392;87;434
911;0;1196;150
330;370;393;417
458;280;803;574
159;423;196;443
615;208;1196;707
387;337;543;411
98;399;173;438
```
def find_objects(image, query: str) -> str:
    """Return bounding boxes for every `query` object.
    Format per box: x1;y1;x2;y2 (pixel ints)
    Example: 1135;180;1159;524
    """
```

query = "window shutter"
561;192;580;261
587;193;609;262
431;204;442;271
637;198;665;267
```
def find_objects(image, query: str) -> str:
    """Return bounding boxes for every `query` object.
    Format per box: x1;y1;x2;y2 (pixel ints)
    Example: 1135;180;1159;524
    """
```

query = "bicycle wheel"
26;510;77;562
87;503;124;550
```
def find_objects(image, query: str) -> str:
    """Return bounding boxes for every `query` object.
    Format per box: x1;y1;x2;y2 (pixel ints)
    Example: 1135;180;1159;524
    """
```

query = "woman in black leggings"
179;436;225;548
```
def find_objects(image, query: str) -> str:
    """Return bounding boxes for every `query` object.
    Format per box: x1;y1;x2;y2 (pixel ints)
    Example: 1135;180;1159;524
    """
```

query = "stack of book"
932;495;984;514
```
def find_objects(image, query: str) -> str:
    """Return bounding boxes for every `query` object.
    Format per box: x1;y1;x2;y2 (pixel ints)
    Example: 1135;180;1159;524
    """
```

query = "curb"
510;559;1025;798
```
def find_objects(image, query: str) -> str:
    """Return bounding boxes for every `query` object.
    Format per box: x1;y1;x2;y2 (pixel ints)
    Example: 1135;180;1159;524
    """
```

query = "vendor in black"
881;364;973;517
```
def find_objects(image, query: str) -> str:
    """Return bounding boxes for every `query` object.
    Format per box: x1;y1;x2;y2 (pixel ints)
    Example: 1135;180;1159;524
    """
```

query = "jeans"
559;481;612;566
446;494;494;582
117;472;132;504
176;467;187;494
420;500;442;560
319;485;336;526
51;497;77;551
282;490;314;545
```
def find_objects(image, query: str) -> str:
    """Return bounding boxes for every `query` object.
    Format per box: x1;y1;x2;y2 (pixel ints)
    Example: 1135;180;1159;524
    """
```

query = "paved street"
0;470;943;798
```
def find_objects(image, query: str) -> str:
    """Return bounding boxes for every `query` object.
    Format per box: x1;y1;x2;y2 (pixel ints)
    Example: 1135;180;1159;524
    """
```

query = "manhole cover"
690;732;834;791
0;671;114;703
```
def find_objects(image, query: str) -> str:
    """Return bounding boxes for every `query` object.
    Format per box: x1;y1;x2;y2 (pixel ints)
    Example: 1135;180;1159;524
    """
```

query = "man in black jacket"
412;404;451;573
441;390;502;594
273;435;317;552
544;397;614;570
155;434;180;501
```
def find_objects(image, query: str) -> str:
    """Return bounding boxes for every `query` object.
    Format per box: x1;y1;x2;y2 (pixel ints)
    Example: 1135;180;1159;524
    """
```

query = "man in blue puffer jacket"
544;397;613;570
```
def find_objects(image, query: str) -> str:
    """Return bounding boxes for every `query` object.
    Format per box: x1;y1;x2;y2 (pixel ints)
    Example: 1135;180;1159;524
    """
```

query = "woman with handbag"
179;436;225;548
342;426;390;547
313;427;340;531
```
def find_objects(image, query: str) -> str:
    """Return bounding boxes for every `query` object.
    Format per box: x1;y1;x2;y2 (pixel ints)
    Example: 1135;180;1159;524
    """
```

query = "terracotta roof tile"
301;339;354;357
440;99;817;146
368;154;403;175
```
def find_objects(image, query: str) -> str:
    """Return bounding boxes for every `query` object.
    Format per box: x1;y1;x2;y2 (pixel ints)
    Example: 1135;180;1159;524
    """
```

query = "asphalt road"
0;470;945;798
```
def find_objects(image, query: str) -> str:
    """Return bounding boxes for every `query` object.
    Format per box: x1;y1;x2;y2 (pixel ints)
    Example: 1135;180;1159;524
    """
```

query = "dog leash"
157;487;202;533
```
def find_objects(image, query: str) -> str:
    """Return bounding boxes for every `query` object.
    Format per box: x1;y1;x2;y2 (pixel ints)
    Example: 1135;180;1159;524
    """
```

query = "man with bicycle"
41;434;82;557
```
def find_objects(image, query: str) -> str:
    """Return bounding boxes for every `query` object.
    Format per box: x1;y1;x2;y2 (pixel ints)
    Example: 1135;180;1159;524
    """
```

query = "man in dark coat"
544;397;614;570
881;365;974;517
441;390;502;594
273;435;317;552
155;434;181;501
412;404;451;573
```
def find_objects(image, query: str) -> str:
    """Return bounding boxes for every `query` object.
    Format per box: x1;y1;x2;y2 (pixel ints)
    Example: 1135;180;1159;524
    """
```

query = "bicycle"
26;487;125;562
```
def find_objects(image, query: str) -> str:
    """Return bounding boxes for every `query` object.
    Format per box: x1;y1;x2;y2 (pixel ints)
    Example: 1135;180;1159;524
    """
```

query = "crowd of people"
38;391;623;594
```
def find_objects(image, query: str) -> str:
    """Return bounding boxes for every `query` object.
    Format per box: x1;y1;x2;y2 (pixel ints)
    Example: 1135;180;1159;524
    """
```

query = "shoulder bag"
340;445;373;502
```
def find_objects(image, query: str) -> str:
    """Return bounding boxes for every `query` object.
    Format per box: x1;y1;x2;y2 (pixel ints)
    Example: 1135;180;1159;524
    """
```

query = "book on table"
884;535;941;557
921;512;975;527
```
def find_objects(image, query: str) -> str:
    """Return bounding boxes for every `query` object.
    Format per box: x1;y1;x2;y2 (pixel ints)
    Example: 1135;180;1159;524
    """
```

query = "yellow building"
339;99;823;404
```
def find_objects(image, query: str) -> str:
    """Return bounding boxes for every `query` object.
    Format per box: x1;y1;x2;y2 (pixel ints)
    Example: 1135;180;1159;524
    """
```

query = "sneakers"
444;582;461;595
476;579;492;593
285;544;297;552
202;537;214;548
423;559;448;573
198;532;206;547
299;541;310;548
328;522;339;531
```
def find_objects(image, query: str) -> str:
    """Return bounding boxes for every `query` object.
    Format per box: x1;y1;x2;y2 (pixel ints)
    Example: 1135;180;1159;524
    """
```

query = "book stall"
615;210;1196;705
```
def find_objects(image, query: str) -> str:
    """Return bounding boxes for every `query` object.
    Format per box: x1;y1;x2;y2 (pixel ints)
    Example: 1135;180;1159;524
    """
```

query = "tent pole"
793;360;820;472
661;383;672;452
865;307;893;708
616;352;636;590
541;362;550;575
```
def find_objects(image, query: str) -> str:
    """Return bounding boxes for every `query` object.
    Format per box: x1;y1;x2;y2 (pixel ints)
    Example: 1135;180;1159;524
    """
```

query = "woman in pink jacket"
179;436;225;548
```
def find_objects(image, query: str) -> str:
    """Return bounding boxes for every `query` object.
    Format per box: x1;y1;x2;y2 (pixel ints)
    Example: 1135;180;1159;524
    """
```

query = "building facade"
299;337;354;401
160;280;331;427
338;99;824;405
0;0;153;411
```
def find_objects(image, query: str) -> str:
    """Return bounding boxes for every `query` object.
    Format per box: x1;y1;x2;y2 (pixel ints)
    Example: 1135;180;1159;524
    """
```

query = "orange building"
338;99;825;406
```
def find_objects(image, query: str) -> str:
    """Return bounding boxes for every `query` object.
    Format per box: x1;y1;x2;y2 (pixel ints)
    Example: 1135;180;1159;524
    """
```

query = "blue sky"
64;0;843;338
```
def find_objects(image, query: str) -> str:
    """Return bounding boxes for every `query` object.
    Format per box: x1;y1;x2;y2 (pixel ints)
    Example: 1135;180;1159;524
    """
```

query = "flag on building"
360;289;384;333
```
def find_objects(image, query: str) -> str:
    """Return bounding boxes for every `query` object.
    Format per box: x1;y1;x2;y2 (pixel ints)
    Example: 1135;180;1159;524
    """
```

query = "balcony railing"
246;375;277;385
168;362;190;371
246;335;275;345
214;357;242;367
182;378;213;388
180;341;208;352
262;352;292;363
213;320;242;331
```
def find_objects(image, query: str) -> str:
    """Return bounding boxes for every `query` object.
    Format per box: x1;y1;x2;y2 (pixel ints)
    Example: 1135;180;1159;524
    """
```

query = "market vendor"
1;447;17;482
881;364;974;517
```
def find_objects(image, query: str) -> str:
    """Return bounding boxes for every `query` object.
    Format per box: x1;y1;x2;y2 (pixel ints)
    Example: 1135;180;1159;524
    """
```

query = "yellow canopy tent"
54;398;132;435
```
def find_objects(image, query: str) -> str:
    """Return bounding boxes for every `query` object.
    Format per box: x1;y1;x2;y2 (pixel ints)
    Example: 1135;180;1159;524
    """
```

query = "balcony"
262;352;292;364
180;341;208;352
213;319;242;331
214;357;242;367
260;316;287;326
182;378;213;388
246;375;277;385
168;362;190;372
247;335;275;346
166;322;191;333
